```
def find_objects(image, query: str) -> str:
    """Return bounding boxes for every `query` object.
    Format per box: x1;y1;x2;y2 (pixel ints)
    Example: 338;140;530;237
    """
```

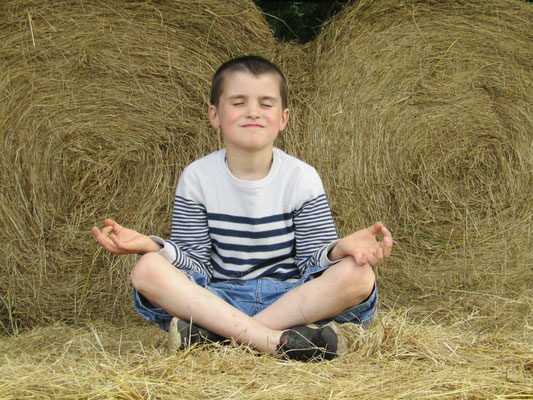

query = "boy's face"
208;71;289;155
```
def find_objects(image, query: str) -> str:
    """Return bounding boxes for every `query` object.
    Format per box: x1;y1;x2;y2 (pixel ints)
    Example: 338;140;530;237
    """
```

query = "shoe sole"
168;317;225;352
168;316;187;352
323;321;348;357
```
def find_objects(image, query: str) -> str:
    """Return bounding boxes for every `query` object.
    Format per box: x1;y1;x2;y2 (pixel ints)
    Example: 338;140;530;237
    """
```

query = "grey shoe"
168;317;225;351
277;322;348;362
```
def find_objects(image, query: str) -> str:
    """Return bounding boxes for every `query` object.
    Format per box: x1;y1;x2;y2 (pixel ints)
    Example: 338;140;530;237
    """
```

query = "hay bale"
1;0;531;336
307;0;533;325
0;0;276;334
272;41;316;154
1;2;532;394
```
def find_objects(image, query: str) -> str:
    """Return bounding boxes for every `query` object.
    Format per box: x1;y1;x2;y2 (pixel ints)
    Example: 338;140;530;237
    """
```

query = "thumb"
355;252;367;266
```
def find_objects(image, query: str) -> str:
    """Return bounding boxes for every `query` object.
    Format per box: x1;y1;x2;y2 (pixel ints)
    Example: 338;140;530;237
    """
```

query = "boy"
92;56;393;362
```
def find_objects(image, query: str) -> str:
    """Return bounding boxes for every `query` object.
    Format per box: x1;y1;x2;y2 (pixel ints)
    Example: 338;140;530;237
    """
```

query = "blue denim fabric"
132;266;378;331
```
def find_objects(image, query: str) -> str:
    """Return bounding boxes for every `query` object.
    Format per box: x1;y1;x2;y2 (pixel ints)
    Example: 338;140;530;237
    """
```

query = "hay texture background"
304;0;533;335
0;0;276;332
0;0;532;398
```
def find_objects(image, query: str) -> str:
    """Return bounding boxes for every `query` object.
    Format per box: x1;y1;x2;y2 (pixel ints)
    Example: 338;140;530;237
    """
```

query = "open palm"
91;219;159;255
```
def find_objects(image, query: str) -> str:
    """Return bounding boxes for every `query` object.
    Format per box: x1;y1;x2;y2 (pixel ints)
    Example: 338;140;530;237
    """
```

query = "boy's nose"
246;103;260;118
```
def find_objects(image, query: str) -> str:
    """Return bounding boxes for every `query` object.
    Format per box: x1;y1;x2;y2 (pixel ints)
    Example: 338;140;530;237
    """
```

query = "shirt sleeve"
292;174;339;276
151;167;213;280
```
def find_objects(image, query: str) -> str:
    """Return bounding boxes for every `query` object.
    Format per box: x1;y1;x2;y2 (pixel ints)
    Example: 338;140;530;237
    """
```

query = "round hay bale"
308;0;533;313
272;41;316;155
0;0;276;333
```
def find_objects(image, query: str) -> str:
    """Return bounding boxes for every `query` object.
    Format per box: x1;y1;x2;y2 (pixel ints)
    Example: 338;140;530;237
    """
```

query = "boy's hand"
91;219;161;255
329;222;393;267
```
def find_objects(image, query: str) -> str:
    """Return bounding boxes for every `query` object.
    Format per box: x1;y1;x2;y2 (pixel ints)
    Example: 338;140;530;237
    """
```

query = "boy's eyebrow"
227;95;278;102
260;96;278;102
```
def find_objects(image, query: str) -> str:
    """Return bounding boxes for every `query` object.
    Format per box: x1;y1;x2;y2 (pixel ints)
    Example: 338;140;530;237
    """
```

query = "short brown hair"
210;55;288;109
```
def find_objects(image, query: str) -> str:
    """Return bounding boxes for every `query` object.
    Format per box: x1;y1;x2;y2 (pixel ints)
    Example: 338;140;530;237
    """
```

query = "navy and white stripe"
294;194;338;274
209;211;296;280
153;148;339;283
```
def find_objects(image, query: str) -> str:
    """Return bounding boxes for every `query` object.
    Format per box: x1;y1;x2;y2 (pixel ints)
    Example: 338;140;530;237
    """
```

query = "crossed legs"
131;253;375;355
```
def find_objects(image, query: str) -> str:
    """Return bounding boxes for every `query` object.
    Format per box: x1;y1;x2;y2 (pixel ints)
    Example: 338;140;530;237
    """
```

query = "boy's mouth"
241;124;264;128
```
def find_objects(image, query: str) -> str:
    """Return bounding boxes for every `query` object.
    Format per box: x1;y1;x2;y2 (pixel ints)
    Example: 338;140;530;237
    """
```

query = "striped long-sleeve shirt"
152;148;339;283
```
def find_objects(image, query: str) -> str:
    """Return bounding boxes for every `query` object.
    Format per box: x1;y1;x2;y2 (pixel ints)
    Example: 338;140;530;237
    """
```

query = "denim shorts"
133;265;379;332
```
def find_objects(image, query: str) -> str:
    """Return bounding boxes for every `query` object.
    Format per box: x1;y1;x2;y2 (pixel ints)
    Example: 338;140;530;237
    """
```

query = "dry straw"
301;0;533;333
0;0;276;333
0;0;532;398
0;312;531;399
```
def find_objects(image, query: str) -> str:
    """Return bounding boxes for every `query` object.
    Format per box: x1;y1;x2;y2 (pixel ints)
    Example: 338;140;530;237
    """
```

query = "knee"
130;252;167;292
329;258;375;305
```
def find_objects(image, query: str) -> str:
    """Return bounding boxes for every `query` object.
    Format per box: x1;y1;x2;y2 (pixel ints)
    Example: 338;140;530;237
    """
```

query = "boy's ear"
208;105;220;129
279;108;290;132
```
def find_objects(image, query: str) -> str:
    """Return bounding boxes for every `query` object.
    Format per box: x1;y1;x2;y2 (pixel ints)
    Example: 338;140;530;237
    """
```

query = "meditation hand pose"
93;56;393;362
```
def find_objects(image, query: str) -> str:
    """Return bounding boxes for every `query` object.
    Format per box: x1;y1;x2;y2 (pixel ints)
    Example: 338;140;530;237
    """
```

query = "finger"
100;236;130;255
104;218;120;230
380;225;392;240
367;248;384;267
92;223;130;254
101;225;114;236
94;234;118;253
382;235;393;258
92;226;113;243
366;221;384;236
93;222;115;237
109;233;127;249
110;233;144;255
91;226;101;238
355;252;367;267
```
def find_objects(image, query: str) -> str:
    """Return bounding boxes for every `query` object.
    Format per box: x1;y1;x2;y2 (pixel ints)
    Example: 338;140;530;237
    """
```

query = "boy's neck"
225;146;274;181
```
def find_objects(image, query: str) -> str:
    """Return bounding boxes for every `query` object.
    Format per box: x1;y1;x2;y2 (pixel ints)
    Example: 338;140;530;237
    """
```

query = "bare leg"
131;253;281;354
252;257;375;330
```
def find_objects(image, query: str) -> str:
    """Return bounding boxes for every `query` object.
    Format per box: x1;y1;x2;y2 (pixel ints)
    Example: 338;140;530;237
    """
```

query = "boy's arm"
293;193;339;275
151;194;213;279
328;222;393;267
